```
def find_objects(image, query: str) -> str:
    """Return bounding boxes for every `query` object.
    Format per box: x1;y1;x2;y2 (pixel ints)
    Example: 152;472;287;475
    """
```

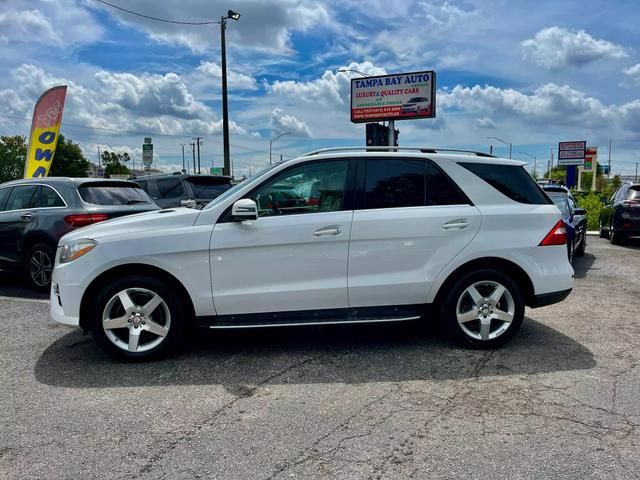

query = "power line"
90;0;220;25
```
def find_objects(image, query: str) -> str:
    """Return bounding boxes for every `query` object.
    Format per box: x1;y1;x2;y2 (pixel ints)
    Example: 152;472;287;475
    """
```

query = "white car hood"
60;208;202;244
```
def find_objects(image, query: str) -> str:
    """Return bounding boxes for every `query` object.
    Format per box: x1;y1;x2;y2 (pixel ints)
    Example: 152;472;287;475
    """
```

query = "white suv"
51;147;574;360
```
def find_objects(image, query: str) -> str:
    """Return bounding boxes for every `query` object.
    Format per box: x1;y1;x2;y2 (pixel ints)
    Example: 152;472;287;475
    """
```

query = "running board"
196;305;424;329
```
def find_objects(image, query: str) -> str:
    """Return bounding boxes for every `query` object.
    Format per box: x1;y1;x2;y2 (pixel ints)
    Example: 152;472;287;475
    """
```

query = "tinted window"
156;178;185;199
364;159;426;209
250;160;348;217
5;185;38;211
460;163;551;205
41;186;65;207
549;194;570;216
628;187;640;200
427;161;470;206
136;179;152;195
78;182;152;205
0;188;10;211
186;178;231;199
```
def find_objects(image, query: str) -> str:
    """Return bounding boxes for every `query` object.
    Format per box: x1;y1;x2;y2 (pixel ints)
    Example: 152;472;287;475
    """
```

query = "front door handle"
21;213;32;221
313;225;343;237
442;218;469;230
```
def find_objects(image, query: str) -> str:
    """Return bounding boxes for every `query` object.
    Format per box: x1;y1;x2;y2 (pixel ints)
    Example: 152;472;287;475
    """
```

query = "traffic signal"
366;123;387;147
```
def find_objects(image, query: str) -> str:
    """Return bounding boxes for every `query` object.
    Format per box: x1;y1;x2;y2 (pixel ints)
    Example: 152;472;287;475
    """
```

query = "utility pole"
193;137;203;174
191;142;196;175
636;162;638;182
97;147;101;177
608;138;612;179
180;143;186;173
220;11;242;177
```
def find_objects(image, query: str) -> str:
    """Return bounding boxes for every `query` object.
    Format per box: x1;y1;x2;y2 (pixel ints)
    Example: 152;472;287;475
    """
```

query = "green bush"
574;192;603;231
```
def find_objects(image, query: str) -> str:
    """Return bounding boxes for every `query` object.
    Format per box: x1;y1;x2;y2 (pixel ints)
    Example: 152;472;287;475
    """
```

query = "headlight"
59;239;97;264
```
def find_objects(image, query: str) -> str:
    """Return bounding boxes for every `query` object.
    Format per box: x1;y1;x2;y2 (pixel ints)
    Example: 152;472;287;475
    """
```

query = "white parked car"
400;97;431;115
51;147;574;360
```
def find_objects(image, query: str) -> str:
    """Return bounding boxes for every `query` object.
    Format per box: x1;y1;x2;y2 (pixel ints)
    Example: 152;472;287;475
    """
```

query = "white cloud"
270;108;312;138
475;117;496;129
267;61;387;106
0;9;62;45
194;62;257;90
521;26;628;69
623;64;640;85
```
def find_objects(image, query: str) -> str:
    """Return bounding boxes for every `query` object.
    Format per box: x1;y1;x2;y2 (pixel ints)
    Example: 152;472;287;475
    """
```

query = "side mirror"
180;199;197;209
573;208;586;216
231;198;258;221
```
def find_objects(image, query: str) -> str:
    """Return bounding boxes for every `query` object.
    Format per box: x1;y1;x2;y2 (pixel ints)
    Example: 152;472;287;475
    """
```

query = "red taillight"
622;200;640;207
539;220;567;246
64;214;109;227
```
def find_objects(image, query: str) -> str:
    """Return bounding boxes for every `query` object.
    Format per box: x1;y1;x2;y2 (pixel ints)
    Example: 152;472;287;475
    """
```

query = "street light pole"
488;136;512;159
220;9;241;178
269;132;291;165
518;151;537;178
180;143;186;173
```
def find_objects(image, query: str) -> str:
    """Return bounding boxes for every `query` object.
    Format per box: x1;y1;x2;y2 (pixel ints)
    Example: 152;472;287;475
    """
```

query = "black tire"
575;234;586;257
610;224;625;245
599;220;609;238
440;269;525;349
26;243;55;292
91;275;186;361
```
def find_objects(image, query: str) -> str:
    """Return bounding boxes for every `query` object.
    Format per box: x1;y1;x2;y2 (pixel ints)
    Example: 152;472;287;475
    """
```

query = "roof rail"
302;146;495;157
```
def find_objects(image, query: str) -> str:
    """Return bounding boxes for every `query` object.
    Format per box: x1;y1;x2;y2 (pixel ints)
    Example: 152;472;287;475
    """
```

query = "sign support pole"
387;120;395;147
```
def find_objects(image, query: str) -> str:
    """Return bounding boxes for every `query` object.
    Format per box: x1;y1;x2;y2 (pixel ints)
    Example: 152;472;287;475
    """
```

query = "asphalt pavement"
1;236;639;479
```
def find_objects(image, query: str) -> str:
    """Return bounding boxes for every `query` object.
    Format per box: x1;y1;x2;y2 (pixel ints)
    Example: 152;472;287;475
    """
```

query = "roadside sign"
142;143;153;167
583;146;597;171
558;141;586;166
350;70;436;123
210;167;223;175
143;137;152;144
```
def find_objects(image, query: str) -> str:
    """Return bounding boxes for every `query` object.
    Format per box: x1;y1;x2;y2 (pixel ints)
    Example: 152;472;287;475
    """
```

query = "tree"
101;151;131;177
49;134;90;177
0;135;27;183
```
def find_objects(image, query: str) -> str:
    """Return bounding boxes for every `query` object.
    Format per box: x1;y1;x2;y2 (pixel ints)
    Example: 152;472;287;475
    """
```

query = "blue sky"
1;0;640;177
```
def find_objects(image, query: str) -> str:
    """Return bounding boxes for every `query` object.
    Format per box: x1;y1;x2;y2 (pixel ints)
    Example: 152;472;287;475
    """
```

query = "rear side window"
186;177;232;199
5;185;38;211
41;186;65;207
364;159;426;209
427;162;470;206
628;187;640;200
78;182;152;205
156;178;185;199
460;163;551;205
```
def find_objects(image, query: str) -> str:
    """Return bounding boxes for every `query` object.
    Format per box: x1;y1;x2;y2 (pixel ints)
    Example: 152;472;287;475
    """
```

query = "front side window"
249;160;349;217
363;158;426;209
5;185;38;211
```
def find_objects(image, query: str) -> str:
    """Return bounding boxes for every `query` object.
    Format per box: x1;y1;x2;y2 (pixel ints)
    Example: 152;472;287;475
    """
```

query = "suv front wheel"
441;269;524;349
91;275;186;361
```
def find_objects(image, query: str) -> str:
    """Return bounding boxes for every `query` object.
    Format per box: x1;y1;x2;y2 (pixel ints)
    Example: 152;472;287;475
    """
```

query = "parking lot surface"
1;236;639;479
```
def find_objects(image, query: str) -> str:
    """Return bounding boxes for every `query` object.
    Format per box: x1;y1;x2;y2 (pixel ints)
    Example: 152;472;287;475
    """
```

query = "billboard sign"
558;141;586;166
583;146;597;171
142;143;153;167
350;70;436;123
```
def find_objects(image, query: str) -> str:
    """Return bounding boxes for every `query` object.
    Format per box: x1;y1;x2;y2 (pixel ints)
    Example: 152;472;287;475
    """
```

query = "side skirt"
196;305;424;329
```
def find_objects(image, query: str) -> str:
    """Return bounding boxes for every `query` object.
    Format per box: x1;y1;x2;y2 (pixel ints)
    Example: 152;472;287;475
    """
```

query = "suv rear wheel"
441;269;524;349
26;243;55;292
91;275;185;361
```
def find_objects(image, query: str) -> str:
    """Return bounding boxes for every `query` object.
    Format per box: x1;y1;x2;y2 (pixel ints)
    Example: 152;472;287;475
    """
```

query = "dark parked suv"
0;178;157;291
133;173;233;209
599;182;640;244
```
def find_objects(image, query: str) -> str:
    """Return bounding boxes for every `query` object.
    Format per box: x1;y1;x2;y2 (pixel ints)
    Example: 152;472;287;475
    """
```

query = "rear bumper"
528;288;572;308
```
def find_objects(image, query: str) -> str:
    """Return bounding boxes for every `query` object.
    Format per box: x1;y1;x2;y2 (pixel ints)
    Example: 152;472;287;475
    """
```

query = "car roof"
132;173;232;181
0;177;141;187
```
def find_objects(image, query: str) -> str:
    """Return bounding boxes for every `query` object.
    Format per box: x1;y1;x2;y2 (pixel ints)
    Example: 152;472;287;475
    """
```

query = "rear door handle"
442;218;469;230
313;225;343;237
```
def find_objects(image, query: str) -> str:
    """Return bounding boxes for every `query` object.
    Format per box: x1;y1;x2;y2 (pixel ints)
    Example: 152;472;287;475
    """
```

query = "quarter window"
41;186;65;207
5;185;38;211
364;158;426;209
249;160;349;217
0;188;9;211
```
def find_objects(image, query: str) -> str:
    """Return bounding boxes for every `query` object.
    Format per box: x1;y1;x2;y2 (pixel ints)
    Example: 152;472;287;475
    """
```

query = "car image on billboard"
400;97;431;116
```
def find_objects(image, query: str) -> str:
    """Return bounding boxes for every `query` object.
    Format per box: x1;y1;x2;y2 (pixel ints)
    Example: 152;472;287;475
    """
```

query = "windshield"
549;194;569;216
203;164;279;209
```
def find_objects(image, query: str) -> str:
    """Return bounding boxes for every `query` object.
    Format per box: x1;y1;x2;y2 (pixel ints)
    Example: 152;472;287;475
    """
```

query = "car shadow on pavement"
0;271;48;300
34;318;595;392
573;252;596;279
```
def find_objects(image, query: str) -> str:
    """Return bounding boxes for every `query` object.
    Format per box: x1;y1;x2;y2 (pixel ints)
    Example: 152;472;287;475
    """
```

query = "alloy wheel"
102;288;171;353
29;249;53;288
455;280;515;341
